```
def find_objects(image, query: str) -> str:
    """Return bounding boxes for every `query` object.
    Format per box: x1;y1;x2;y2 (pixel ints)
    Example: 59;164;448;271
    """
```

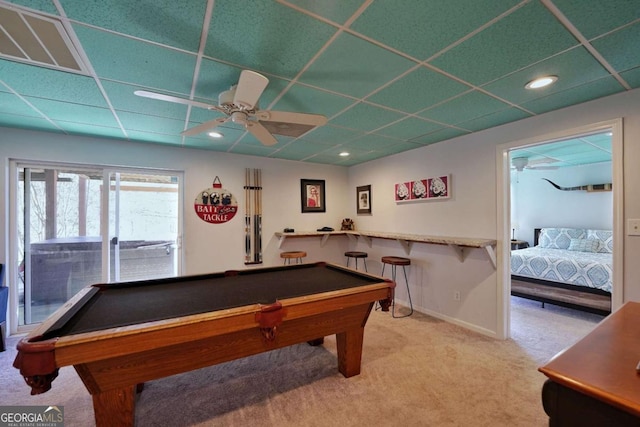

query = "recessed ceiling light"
339;152;350;157
525;76;558;90
208;131;223;138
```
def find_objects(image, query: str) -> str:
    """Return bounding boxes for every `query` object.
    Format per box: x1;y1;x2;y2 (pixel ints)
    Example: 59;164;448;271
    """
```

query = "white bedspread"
510;246;612;293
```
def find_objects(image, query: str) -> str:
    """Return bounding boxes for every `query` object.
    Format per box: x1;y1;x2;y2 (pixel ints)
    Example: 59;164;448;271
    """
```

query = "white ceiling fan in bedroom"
134;70;328;146
511;156;559;172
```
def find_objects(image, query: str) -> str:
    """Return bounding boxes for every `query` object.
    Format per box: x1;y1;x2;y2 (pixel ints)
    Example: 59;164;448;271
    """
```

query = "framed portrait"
301;179;326;213
356;185;372;214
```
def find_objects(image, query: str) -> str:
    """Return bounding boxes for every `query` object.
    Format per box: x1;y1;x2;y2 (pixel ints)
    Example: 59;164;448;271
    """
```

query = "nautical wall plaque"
194;176;238;224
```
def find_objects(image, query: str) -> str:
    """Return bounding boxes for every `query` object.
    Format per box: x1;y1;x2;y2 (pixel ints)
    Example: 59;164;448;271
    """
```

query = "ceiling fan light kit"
135;70;328;147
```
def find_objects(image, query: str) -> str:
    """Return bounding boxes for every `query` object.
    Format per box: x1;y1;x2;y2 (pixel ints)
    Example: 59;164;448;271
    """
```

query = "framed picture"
395;175;451;203
356;185;372;214
301;179;326;213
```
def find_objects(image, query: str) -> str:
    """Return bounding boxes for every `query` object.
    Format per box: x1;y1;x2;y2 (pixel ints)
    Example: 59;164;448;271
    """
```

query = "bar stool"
345;251;368;272
381;256;413;318
280;251;306;265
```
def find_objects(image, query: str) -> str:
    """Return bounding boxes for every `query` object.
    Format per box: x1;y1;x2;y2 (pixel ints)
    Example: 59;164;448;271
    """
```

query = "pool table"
14;262;394;426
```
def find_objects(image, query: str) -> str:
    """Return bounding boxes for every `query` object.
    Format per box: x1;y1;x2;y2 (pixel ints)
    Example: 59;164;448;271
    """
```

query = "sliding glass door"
15;163;181;327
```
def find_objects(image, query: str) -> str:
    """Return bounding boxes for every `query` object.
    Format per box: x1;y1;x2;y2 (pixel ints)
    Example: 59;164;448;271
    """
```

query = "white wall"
2;88;639;339
348;88;640;336
511;162;613;245
0;129;351;278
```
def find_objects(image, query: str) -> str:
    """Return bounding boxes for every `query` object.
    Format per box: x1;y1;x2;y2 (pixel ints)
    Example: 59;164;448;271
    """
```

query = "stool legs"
381;263;413;318
346;256;368;272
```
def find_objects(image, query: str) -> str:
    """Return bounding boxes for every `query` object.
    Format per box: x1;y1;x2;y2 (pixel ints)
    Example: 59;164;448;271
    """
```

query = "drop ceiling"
0;0;638;166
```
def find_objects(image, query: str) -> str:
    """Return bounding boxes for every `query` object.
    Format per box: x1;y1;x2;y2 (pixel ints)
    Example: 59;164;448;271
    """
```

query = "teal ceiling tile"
591;23;640;73
352;0;521;60
482;47;610;104
0;59;105;106
73;24;197;93
457;107;530;132
376;117;443;140
188;106;227;125
183;137;234;152
237;131;292;148
8;0;57;14
55;121;125;139
193;59;246;103
285;0;364;24
0;113;60;132
343;134;402;151
61;0;207;51
421;90;510;125
378;141;421;156
430;1;578;85
102;80;190;121
620;66;640;88
580;132;612;151
117;111;185;134
300;125;361;145
204;1;335;79
0;91;41;116
331;103;405;132
410;127;469;145
127;130;184;146
522;77;625;114
26;97;119;126
273;84;355;118
229;143;277;157
270;141;321;161
552;0;640;39
298;32;415;98
368;67;470;113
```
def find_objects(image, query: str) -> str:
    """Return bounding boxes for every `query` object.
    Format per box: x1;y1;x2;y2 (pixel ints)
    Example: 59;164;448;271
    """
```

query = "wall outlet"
629;219;640;236
454;291;461;301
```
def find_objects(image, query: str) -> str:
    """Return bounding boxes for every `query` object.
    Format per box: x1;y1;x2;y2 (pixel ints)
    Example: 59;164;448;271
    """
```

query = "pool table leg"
336;326;365;377
92;385;136;427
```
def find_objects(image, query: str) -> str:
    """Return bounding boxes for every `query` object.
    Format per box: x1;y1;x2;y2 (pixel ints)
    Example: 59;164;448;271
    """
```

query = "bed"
510;228;612;315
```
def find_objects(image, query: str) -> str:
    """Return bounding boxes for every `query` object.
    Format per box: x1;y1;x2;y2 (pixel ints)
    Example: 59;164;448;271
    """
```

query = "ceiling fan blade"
256;110;327;126
181;117;229;136
134;90;216;110
246;121;278;146
233;70;269;110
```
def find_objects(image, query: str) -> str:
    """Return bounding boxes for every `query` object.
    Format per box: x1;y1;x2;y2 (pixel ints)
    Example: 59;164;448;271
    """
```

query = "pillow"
538;228;586;249
587;229;613;253
568;238;600;253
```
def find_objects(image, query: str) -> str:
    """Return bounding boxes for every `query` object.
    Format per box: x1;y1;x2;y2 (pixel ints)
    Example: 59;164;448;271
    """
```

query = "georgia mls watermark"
0;406;64;427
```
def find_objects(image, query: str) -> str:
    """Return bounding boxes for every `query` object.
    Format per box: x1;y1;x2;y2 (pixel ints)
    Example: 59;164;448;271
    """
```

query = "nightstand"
510;240;529;250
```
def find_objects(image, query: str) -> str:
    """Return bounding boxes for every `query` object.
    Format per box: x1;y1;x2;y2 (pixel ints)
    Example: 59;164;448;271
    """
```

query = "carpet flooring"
1;297;603;426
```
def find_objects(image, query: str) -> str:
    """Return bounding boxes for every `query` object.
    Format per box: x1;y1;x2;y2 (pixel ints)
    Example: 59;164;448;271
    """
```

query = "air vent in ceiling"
0;4;88;74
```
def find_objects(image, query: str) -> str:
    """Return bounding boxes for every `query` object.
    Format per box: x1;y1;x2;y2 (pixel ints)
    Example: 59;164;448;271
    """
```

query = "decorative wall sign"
194;176;238;223
542;178;612;192
395;175;450;202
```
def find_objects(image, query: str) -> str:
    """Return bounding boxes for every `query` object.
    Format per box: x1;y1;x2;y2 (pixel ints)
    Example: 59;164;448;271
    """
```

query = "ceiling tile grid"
0;0;637;166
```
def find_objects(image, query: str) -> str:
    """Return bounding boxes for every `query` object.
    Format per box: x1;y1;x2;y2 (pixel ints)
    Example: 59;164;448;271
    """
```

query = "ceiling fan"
134;70;328;146
511;156;559;172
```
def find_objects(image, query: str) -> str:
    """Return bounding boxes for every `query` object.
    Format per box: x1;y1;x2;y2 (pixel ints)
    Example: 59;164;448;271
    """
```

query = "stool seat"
381;256;411;266
280;251;307;265
345;251;368;258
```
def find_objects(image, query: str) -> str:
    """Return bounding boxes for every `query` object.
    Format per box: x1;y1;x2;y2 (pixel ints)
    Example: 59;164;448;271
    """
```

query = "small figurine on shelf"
341;218;354;231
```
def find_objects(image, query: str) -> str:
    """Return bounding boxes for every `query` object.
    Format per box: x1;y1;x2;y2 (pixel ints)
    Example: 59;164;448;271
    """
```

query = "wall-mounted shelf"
274;230;497;268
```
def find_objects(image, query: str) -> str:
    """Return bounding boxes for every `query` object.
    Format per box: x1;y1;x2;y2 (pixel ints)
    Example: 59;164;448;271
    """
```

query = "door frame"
495;118;624;339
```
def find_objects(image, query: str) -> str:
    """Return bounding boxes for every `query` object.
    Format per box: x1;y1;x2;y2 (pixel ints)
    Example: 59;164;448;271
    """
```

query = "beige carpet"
1;297;603;426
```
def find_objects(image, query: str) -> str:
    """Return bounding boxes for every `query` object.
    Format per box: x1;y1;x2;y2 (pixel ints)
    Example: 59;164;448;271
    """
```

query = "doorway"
496;119;623;339
11;162;182;331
